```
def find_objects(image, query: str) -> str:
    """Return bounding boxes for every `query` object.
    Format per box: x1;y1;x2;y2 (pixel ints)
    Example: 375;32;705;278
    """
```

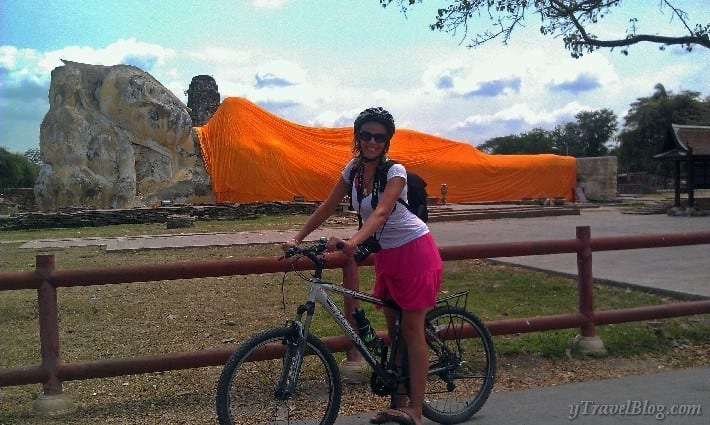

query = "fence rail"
1;226;709;410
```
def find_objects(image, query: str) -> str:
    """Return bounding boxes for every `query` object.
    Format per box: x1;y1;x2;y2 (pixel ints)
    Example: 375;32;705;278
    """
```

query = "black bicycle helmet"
353;107;395;138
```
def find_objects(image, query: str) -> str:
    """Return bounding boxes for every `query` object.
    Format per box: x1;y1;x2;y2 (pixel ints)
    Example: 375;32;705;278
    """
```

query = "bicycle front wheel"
422;305;496;424
216;327;342;425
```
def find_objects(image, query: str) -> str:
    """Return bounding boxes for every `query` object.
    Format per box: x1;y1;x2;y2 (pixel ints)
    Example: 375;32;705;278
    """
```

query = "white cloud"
0;46;20;68
418;37;620;103
310;109;356;128
456;101;589;129
252;0;290;9
185;47;252;65
552;57;618;84
254;59;306;87
1;39;181;103
1;46;50;86
42;39;176;70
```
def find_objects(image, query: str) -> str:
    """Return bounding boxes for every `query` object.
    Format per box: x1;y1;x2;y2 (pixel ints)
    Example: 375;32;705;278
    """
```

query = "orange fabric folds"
196;98;577;204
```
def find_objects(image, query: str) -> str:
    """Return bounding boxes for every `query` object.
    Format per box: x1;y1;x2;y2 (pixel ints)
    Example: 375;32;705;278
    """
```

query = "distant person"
283;107;442;425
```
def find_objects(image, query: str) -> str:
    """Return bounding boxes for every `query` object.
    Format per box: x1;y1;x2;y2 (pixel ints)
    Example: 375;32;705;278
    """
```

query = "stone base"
32;393;77;416
574;335;608;357
668;206;686;216
339;359;370;384
668;206;710;217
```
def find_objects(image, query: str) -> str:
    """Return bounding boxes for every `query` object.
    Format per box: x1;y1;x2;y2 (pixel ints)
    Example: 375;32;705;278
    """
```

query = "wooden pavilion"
654;124;710;208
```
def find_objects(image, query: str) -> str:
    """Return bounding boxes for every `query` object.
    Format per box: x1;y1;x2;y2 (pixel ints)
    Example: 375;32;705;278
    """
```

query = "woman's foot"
369;408;422;425
369;410;389;424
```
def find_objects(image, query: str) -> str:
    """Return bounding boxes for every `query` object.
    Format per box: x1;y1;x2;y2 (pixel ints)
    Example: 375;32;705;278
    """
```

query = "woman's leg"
383;306;408;407
342;255;363;362
398;307;428;424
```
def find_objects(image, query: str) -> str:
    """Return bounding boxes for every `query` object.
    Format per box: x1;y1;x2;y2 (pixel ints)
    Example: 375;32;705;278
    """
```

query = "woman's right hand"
328;237;356;257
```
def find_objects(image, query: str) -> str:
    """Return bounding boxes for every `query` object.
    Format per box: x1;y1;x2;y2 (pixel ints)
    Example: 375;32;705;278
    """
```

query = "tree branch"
663;0;694;35
381;0;710;55
548;0;710;54
583;33;710;49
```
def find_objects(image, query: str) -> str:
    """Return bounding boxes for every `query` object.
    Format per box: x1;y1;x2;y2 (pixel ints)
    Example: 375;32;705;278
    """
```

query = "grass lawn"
1;215;708;424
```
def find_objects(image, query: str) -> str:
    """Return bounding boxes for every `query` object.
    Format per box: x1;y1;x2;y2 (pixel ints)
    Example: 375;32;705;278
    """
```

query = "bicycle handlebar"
282;237;333;278
286;238;373;267
283;237;328;260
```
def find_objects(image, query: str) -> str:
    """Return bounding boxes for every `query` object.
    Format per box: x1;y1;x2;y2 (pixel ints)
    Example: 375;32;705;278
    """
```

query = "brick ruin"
186;75;220;127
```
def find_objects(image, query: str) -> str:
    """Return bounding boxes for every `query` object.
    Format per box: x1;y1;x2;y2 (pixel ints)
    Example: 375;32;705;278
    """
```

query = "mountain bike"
216;238;496;425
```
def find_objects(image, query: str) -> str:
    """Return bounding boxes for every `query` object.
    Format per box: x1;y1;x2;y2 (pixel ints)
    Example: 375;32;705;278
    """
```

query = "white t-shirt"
342;158;429;249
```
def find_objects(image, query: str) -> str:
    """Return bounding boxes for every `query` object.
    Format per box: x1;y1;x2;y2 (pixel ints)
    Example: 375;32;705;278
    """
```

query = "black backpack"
348;159;429;224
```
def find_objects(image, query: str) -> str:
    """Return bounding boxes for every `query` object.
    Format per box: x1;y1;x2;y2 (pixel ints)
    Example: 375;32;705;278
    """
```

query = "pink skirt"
373;233;443;311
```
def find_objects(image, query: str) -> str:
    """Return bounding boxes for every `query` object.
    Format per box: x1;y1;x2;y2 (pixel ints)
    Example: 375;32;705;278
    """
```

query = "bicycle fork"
274;301;315;400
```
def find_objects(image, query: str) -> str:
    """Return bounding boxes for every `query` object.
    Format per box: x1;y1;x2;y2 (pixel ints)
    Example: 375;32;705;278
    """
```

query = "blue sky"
1;0;708;154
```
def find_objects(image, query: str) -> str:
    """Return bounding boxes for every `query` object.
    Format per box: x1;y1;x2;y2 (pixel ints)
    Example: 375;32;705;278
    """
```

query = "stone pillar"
186;75;220;126
576;157;617;202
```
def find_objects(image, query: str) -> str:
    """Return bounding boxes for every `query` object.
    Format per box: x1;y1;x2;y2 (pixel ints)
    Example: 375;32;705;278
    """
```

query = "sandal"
369;410;390;424
371;408;417;425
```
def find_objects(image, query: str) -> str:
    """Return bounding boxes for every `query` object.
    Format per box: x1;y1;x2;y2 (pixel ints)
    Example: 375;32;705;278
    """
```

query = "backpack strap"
347;160;364;229
350;158;408;230
347;161;359;212
371;159;394;210
371;159;409;211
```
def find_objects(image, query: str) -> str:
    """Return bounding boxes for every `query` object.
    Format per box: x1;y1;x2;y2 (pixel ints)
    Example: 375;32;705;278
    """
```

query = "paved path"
20;206;710;299
335;367;709;425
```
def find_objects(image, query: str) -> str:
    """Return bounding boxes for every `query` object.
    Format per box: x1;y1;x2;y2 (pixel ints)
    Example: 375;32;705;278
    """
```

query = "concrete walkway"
20;206;710;299
335;367;709;425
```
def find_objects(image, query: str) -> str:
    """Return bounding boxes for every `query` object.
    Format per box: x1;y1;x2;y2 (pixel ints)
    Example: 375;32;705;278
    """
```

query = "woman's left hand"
281;238;299;251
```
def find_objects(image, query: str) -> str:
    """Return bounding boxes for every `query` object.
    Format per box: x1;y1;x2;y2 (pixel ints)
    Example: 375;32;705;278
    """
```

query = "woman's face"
357;121;389;161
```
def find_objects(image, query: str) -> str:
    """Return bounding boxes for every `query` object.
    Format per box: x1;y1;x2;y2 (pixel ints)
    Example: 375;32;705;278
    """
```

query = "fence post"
574;226;607;356
32;255;76;415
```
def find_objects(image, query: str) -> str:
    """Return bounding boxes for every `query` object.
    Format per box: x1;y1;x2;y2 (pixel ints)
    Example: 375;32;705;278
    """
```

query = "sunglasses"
358;131;389;144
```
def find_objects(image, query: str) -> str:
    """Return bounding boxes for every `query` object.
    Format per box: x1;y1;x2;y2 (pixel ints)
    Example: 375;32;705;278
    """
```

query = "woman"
284;107;442;425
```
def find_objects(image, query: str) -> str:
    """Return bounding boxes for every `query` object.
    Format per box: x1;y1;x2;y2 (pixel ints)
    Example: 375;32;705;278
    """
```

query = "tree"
478;109;617;156
379;0;710;57
24;148;42;166
552;109;617;157
0;147;40;189
616;84;710;174
478;128;556;154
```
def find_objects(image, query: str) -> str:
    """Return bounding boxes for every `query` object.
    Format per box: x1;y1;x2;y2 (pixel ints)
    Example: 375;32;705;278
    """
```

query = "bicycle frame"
294;276;401;381
276;243;474;407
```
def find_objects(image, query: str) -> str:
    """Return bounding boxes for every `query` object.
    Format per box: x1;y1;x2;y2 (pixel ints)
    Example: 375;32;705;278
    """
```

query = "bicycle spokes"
216;327;341;425
421;306;496;424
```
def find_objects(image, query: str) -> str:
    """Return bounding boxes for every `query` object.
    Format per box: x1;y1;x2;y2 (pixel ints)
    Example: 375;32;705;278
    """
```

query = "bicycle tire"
216;327;342;425
419;305;497;424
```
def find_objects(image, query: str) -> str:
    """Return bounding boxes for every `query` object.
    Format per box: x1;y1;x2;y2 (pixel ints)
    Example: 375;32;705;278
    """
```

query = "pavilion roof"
654;125;710;159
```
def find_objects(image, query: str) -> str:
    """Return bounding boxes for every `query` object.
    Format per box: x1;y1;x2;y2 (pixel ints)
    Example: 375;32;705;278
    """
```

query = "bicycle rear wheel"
421;305;496;424
216;327;342;425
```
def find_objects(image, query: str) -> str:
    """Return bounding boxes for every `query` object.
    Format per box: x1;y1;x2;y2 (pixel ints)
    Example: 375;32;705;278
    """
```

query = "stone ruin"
34;61;214;210
186;75;220;127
